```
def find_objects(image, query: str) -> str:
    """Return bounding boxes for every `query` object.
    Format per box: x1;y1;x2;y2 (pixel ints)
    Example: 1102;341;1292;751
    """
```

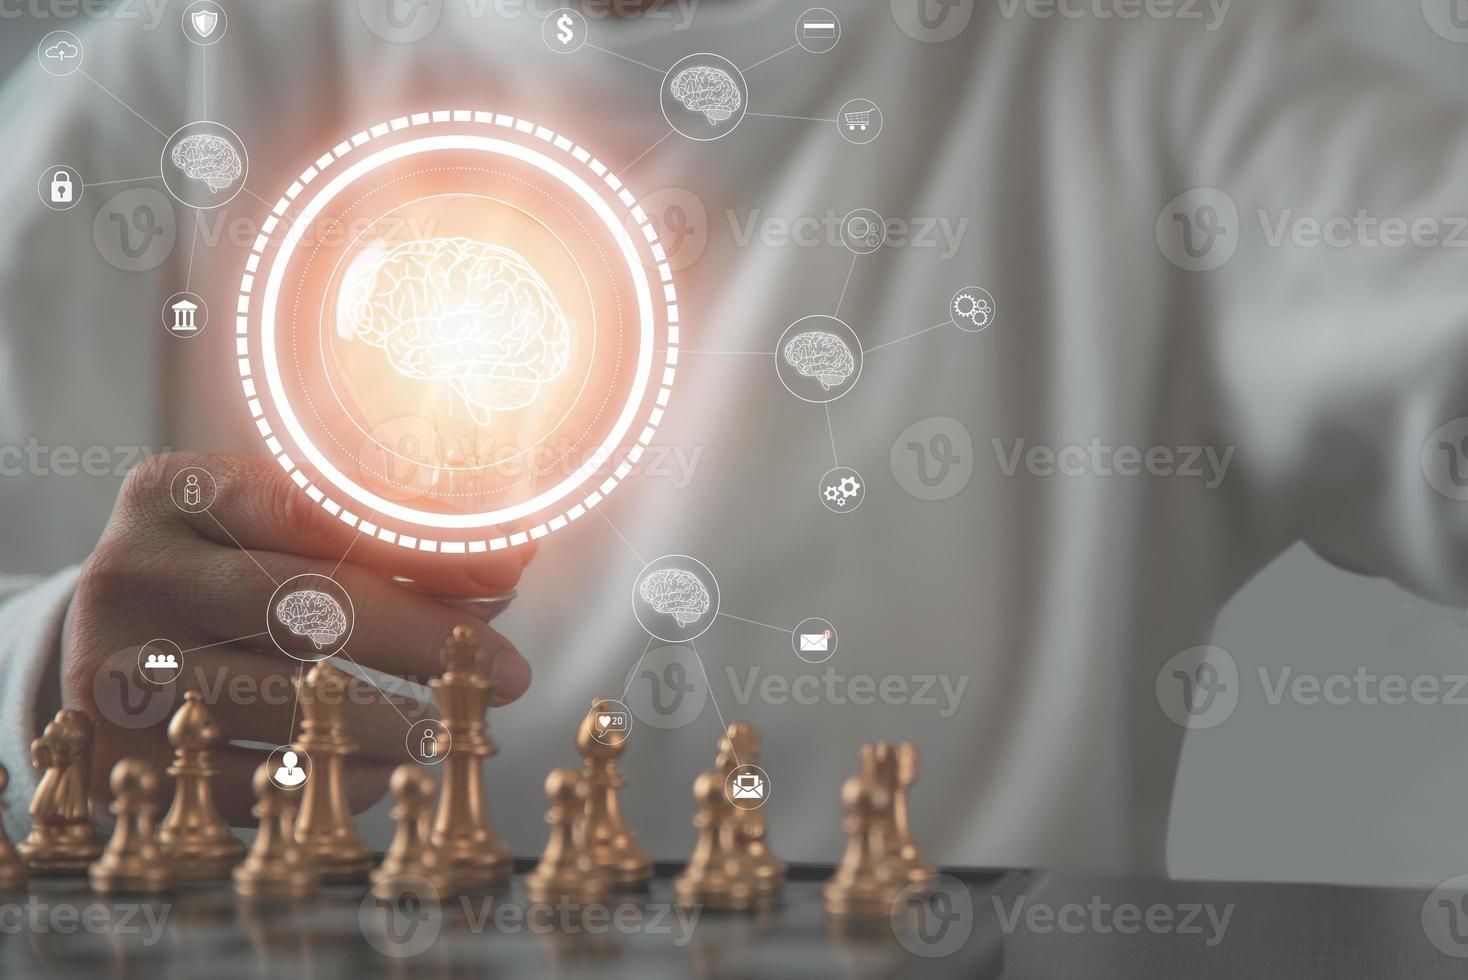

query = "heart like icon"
597;714;612;728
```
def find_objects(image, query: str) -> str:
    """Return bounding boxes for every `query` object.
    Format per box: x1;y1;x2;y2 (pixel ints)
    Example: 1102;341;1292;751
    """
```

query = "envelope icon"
732;774;765;800
799;632;829;653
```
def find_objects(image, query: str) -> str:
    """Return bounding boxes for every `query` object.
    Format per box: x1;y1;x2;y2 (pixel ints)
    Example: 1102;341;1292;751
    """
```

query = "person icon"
145;652;158;669
182;473;201;508
421;730;438;760
273;750;307;788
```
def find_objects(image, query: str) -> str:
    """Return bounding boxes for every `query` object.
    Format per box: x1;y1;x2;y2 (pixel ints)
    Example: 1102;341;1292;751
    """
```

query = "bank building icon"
169;298;199;334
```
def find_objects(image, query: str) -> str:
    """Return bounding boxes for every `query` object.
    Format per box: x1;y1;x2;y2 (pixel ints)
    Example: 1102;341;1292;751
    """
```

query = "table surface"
2;861;1464;979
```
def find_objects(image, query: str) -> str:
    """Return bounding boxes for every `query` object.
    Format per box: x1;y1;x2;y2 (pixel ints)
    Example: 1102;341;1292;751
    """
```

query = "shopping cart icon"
843;110;872;132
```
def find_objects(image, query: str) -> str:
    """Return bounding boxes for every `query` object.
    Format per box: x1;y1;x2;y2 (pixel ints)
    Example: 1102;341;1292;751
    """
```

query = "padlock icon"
50;170;73;204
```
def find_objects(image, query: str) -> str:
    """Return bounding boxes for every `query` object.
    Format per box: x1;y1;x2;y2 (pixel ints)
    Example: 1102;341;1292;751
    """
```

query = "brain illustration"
782;330;856;390
338;237;571;426
169;134;243;192
275;590;348;650
638;568;711;627
669;66;742;124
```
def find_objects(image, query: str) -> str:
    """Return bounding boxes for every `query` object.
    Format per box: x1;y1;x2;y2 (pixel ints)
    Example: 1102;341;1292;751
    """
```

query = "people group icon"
143;650;179;671
273;750;307;788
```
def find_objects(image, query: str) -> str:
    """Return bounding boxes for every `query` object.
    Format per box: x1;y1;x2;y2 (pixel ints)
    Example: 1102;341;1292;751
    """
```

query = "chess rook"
292;662;373;881
89;758;175;894
716;723;785;898
18;709;104;874
822;774;902;919
371;765;458;903
525;768;611;907
233;762;319;901
428;626;512;888
673;770;755;911
157;691;246;879
0;764;29;891
576;703;652;887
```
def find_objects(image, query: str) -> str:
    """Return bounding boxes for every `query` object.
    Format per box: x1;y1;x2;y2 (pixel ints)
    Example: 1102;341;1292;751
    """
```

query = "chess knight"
18;709;104;874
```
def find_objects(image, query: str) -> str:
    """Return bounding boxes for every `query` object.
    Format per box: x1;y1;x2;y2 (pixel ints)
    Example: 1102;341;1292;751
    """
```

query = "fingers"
119;453;533;597
118;537;531;700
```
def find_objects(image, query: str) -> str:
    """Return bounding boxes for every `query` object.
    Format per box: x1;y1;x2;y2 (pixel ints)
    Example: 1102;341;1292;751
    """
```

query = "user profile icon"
267;746;311;791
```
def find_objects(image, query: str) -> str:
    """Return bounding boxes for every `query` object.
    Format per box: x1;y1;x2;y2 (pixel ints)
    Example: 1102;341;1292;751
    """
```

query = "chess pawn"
18;709;104;874
429;626;512;888
576;706;653;888
822;775;902;919
233;762;319;901
525;768;611;907
673;771;755;911
0;764;29;891
715;723;785;898
292;662;373;881
371;765;458;903
157;691;246;878
88;759;175;893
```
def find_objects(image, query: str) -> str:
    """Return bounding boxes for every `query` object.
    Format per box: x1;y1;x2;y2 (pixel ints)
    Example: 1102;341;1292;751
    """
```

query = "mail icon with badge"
799;631;830;653
732;773;765;800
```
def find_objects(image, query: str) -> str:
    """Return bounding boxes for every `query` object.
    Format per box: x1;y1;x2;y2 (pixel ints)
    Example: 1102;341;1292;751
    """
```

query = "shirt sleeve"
0;569;80;842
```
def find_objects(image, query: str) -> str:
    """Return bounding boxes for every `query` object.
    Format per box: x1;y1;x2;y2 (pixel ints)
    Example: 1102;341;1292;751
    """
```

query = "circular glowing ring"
236;111;679;554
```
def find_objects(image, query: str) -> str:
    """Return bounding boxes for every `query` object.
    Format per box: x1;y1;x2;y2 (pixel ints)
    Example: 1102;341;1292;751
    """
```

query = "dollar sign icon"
543;9;584;52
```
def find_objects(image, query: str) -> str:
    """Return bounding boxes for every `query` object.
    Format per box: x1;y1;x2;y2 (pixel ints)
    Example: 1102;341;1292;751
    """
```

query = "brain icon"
638;568;711;627
669;66;742;124
170;134;243;193
338;237;571;426
275;590;349;650
782;330;856;390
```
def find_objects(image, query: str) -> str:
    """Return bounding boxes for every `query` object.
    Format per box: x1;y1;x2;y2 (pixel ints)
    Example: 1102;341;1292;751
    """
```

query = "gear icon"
837;475;862;499
953;290;991;328
824;484;844;503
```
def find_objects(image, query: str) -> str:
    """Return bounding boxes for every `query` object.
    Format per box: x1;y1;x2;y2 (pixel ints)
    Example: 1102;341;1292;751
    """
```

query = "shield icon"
191;9;218;37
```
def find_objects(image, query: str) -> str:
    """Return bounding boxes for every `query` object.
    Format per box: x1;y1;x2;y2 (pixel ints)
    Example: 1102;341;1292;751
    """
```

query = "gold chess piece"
429;626;512;888
18;709;104;874
0;764;30;891
157;691;246;879
88;758;175;894
576;704;653;888
292;662;373;881
889;743;937;887
525;768;611;907
862;743;937;890
371;765;458;903
673;770;755;911
822;775;902;919
233;762;319;901
716;723;785;898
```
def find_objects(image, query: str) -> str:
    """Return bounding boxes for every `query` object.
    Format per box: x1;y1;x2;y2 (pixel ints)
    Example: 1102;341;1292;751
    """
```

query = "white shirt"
4;0;1468;878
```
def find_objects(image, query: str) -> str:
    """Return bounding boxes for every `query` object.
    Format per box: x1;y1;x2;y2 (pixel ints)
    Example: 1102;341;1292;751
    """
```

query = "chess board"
0;862;1010;980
